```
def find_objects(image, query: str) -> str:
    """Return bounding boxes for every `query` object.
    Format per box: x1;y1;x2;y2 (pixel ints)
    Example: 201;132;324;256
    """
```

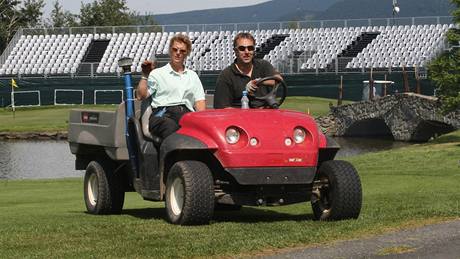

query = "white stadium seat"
0;23;454;76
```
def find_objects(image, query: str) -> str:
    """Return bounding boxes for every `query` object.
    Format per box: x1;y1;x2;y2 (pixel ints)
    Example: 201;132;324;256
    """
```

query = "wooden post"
369;67;374;100
338;75;343;105
402;65;410;92
383;74;388;96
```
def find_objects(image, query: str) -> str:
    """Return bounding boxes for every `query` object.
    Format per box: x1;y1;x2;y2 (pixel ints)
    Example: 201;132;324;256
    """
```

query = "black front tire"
311;160;362;220
165;161;214;225
84;160;125;215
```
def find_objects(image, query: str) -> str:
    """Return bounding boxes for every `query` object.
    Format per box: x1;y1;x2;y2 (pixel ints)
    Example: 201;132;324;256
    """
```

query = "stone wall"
325;93;459;142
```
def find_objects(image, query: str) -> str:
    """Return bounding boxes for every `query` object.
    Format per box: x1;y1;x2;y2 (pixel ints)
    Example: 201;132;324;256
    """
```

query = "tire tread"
166;160;214;225
313;160;362;220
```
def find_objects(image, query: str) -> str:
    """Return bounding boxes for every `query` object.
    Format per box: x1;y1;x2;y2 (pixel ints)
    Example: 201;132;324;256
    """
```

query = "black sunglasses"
172;47;187;54
235;45;255;52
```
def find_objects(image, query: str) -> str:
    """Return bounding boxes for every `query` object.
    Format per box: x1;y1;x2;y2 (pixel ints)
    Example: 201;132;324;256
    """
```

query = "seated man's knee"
149;116;179;139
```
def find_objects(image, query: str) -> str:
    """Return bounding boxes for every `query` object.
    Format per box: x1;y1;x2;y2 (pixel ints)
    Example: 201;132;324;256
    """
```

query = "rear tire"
84;160;125;215
311;160;362;220
165;161;214;225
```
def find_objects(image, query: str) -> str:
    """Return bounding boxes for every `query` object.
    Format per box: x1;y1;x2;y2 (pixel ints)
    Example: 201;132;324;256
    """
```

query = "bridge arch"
344;118;393;138
411;120;456;142
330;94;459;142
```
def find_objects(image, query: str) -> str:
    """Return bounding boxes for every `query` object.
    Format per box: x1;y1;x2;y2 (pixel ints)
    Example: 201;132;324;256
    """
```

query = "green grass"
0;97;339;133
0;105;116;132
281;96;352;116
1;130;459;258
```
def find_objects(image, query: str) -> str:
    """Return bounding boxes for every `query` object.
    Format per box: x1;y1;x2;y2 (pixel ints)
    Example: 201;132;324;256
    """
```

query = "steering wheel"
253;76;287;109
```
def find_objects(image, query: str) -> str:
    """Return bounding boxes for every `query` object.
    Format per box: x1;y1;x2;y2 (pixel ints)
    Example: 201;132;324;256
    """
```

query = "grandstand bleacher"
0;20;455;78
0;17;456;107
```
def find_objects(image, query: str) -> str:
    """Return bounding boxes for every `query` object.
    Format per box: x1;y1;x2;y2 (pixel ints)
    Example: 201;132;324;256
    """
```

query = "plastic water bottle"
241;91;249;109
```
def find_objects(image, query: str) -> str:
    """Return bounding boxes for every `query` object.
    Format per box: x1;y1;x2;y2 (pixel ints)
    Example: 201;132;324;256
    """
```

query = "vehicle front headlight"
225;127;240;144
293;127;306;144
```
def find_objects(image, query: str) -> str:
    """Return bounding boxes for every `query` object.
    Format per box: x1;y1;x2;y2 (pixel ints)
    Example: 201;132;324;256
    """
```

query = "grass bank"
1;130;459;258
0;105;116;132
0;97;343;133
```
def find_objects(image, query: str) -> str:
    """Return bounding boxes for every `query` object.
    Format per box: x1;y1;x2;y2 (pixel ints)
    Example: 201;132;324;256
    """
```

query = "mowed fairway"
1;131;459;258
0;105;116;132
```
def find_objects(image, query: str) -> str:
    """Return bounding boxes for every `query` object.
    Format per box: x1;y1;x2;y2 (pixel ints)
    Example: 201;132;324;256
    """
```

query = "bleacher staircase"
77;40;110;76
255;34;290;59
326;32;380;71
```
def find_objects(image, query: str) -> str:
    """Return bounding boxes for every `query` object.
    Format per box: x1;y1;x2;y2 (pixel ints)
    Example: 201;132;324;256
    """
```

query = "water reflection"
0;138;412;180
0;140;80;180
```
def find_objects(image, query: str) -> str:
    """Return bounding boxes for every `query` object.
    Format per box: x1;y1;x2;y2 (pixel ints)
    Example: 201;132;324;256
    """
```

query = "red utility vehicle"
68;76;362;225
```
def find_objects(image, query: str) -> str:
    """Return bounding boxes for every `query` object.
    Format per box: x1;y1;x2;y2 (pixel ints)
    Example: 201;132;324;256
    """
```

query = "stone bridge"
328;93;460;142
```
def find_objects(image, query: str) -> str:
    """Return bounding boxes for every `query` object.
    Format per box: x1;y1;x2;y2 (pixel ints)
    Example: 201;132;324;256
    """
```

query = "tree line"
0;0;156;52
429;0;460;113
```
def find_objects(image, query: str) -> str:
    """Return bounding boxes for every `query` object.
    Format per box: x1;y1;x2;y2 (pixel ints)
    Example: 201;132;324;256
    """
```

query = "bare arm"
137;60;155;100
137;77;149;100
194;100;206;111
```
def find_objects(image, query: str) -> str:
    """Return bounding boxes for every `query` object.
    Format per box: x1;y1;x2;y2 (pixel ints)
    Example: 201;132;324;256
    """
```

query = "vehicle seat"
140;96;162;145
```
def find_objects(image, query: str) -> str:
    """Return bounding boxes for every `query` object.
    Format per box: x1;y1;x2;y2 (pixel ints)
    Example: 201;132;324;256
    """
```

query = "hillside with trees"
152;0;338;25
316;0;454;19
151;0;454;25
428;0;460;113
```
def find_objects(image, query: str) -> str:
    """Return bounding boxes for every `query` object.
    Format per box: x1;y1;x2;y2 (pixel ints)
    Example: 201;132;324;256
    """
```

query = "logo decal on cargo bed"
81;112;99;124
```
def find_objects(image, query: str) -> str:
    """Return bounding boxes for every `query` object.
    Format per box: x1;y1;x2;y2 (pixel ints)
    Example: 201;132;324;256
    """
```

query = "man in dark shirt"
213;32;282;109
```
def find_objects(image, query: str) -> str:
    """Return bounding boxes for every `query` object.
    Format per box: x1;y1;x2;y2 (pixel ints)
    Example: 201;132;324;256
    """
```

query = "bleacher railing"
20;16;454;35
0;29;23;65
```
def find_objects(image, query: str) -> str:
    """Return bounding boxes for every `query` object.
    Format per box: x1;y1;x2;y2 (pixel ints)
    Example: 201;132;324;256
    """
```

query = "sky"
43;0;270;17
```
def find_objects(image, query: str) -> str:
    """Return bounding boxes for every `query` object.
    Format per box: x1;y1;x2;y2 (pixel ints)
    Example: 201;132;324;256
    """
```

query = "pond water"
0;138;412;180
0;140;78;180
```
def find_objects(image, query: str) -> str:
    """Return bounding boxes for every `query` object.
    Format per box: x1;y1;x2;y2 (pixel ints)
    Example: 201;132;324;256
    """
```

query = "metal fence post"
338;75;343;105
335;58;339;74
315;58;319;75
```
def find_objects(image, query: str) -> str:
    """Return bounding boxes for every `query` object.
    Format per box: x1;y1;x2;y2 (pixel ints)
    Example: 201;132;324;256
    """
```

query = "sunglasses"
172;47;187;54
236;45;255;52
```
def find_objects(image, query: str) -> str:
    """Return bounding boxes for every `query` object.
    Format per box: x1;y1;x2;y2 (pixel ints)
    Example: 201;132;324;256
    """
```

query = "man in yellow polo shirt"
137;34;206;139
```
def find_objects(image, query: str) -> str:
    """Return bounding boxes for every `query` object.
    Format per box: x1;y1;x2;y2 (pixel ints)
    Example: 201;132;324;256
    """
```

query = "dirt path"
260;219;460;259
